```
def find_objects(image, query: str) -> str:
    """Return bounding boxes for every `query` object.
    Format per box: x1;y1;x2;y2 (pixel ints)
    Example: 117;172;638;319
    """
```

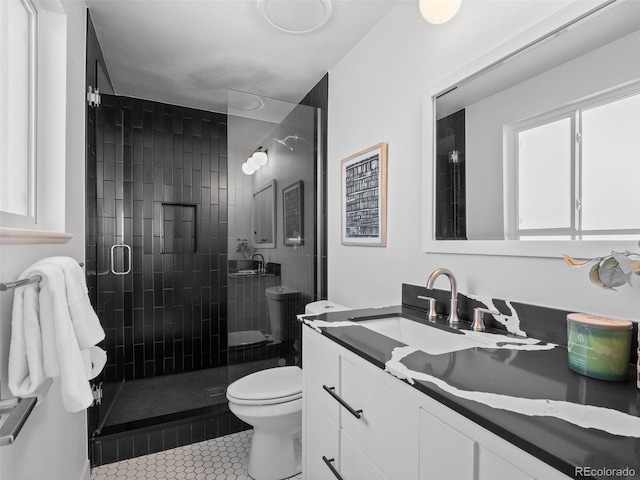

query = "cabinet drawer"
303;328;341;422
307;454;335;480
306;397;339;474
339;430;386;480
305;455;326;480
341;357;420;479
419;408;476;480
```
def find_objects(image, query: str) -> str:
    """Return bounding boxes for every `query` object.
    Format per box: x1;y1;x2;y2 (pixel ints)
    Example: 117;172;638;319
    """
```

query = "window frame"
0;0;37;225
0;0;71;244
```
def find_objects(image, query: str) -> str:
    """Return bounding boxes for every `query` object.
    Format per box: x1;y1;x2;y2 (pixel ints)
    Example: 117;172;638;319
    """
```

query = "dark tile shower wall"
436;109;467;240
94;94;228;382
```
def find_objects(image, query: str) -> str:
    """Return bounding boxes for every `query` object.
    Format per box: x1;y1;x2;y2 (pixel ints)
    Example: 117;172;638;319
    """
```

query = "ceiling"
85;0;400;115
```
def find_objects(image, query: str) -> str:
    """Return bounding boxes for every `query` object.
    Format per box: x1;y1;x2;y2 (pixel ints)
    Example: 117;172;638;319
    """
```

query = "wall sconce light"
242;147;269;175
419;0;461;24
242;161;258;175
251;147;269;167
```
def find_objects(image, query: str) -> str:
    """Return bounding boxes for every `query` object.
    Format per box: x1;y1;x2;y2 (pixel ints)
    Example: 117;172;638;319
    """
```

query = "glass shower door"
88;92;231;437
226;90;319;380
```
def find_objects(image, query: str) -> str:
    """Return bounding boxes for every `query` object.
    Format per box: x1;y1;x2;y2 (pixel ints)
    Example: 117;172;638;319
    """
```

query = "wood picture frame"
283;180;303;246
341;142;387;246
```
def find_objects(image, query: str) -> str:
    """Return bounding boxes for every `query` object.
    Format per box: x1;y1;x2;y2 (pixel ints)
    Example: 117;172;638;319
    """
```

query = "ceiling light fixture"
257;0;333;34
228;91;265;112
419;0;462;25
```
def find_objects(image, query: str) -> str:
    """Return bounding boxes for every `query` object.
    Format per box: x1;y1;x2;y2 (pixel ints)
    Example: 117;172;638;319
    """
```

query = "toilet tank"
265;286;301;342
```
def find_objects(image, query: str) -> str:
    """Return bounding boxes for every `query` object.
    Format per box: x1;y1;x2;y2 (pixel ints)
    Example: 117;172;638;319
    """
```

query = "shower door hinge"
87;86;101;108
91;382;103;406
576;131;582;144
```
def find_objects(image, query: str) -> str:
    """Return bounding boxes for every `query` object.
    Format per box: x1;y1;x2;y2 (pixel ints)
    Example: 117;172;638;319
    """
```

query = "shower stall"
86;92;234;462
85;15;326;466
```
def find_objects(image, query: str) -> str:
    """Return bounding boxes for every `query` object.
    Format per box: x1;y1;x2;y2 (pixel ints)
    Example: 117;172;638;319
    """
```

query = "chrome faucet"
250;253;265;275
426;268;459;325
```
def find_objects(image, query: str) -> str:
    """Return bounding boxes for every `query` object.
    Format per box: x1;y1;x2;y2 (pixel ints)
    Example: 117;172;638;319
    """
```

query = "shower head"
273;138;294;150
272;134;304;151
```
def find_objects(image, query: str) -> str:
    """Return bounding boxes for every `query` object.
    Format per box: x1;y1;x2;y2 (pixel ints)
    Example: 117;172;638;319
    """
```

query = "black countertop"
300;303;640;480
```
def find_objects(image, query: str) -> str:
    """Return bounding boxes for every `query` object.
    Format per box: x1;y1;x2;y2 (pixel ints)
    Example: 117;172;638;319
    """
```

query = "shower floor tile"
90;430;303;480
104;367;229;427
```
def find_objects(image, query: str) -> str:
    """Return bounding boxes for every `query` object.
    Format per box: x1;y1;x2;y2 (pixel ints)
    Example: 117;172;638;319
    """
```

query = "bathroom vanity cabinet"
302;327;570;480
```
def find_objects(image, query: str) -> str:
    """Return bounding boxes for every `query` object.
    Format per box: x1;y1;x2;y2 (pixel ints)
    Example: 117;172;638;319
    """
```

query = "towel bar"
0;397;37;446
0;262;84;292
0;276;43;292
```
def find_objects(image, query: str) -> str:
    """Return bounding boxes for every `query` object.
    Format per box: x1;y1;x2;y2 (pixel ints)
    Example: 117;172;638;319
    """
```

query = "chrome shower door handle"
110;244;132;275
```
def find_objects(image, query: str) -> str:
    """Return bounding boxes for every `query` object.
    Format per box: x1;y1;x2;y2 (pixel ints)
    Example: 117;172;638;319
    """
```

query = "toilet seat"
227;366;302;406
228;330;269;349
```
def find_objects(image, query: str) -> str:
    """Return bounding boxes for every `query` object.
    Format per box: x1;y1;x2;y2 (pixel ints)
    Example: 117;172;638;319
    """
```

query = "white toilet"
227;366;303;480
226;301;350;480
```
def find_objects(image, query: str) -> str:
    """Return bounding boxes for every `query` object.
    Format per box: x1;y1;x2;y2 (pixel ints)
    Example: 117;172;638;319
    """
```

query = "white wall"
0;1;90;479
327;0;640;319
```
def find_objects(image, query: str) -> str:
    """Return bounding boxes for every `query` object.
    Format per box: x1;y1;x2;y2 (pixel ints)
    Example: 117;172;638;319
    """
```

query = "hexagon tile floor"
90;430;303;480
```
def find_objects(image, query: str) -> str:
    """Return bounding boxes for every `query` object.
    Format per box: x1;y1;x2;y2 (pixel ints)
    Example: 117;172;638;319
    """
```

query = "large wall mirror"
423;0;640;258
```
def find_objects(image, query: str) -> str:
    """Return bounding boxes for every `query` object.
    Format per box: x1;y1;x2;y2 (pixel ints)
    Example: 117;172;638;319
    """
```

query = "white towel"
8;257;106;412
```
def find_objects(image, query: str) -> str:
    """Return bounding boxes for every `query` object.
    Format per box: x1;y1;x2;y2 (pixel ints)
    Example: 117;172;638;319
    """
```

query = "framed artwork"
341;142;387;246
283;181;303;246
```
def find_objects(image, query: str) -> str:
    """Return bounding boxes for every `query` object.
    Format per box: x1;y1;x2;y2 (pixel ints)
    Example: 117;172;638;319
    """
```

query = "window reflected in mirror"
509;87;640;240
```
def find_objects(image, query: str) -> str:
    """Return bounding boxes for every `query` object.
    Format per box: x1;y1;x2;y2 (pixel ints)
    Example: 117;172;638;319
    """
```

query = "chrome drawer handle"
322;456;344;480
322;385;363;419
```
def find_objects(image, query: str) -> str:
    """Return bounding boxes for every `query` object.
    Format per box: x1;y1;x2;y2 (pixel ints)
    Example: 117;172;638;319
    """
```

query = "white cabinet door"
341;357;420;480
303;327;341;423
478;446;537;480
419;408;477;480
340;430;387;480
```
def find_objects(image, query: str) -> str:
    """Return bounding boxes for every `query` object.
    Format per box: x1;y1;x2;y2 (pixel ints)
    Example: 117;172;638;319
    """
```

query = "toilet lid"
227;366;302;405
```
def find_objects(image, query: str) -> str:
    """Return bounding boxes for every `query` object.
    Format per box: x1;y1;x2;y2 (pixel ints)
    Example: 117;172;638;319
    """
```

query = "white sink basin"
236;269;258;275
358;316;490;355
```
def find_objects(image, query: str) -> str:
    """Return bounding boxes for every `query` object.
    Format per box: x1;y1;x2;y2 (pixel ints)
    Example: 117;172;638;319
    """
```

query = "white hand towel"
8;258;107;413
45;257;104;348
8;282;46;397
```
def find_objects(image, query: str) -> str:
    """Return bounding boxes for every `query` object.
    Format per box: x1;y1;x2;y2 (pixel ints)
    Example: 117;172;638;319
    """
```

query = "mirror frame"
422;0;640;258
